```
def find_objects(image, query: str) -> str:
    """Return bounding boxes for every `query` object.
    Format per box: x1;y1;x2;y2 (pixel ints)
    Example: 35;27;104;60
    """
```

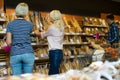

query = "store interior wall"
112;0;120;3
0;0;4;12
4;0;120;17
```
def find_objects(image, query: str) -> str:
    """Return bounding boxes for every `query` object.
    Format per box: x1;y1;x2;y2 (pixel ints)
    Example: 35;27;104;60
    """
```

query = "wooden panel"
101;13;120;21
114;15;120;21
101;13;107;19
0;0;4;13
5;0;120;17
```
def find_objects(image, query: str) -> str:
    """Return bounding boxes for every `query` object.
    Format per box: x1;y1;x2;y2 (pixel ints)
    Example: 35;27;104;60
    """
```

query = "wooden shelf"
32;42;90;48
63;42;90;46
35;57;49;61
30;33;37;37
64;54;91;59
64;33;82;36
0;32;107;37
32;44;48;48
34;54;92;64
0;49;8;62
35;57;49;64
83;25;108;28
0;33;6;38
0;20;7;25
31;33;83;36
0;13;110;67
64;33;107;36
0;49;6;53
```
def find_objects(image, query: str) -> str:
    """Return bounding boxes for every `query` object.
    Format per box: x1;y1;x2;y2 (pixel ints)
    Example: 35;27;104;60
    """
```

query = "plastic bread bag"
21;73;55;80
82;61;104;73
92;50;105;61
85;70;113;80
109;59;120;69
65;70;81;80
99;71;113;80
83;70;101;80
91;42;104;50
65;69;90;80
103;61;118;75
89;61;104;70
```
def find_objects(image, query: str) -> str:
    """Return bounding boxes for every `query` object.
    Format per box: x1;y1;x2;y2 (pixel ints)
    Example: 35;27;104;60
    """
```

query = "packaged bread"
6;76;21;80
73;48;77;55
67;49;72;56
71;17;82;32
91;42;104;50
63;16;71;28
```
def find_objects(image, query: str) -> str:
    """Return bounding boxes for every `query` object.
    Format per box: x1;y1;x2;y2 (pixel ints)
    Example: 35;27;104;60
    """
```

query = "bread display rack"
0;9;116;75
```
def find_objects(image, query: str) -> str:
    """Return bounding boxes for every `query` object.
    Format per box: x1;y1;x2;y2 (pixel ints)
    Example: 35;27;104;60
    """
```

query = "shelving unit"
0;19;9;78
1;10;117;75
83;25;108;28
0;21;6;25
0;20;8;70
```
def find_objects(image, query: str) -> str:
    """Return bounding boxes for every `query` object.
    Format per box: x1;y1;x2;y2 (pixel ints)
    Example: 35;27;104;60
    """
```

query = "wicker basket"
103;47;119;62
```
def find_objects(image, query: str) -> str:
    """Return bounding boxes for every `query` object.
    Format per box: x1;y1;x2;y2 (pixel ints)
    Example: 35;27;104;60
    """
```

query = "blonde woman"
6;3;34;75
35;10;64;75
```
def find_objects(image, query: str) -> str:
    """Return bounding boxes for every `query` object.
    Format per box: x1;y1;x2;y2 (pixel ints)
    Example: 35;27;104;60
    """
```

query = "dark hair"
106;14;114;20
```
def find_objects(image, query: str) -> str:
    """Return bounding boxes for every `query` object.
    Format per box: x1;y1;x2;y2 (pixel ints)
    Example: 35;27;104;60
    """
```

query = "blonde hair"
49;10;64;31
15;2;28;17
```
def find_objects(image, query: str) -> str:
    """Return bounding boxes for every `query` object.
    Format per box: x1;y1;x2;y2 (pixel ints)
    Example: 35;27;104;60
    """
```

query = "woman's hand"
34;29;41;35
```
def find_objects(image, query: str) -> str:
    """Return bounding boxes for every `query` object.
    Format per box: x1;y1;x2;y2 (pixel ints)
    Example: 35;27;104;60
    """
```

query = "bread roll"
7;76;21;80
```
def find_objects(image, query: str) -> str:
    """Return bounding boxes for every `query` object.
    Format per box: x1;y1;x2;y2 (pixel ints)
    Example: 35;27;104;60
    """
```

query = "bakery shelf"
34;54;92;64
64;33;107;36
64;54;91;59
32;44;48;48
35;57;49;61
0;62;6;66
64;33;82;36
83;25;108;28
32;42;90;48
35;57;49;64
0;20;7;24
0;33;107;38
0;33;6;38
63;42;90;45
30;32;107;37
0;49;5;53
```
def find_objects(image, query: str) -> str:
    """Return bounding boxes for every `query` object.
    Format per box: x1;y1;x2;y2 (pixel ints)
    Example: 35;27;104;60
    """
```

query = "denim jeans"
49;49;63;75
10;53;35;75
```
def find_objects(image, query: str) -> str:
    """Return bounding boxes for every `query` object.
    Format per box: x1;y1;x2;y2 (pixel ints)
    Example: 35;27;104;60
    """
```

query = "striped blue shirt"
6;19;34;56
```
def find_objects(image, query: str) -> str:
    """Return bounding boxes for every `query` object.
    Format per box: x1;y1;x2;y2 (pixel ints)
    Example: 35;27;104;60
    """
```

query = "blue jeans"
49;49;63;75
10;53;35;75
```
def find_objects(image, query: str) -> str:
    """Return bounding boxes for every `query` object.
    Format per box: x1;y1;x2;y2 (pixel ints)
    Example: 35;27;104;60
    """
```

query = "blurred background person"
106;14;119;48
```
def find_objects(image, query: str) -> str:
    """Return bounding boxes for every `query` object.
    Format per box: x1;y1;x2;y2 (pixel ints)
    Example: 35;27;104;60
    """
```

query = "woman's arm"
6;32;12;46
34;29;40;35
34;26;54;38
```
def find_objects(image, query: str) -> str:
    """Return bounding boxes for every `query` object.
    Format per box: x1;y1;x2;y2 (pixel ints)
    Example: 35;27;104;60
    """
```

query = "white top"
41;25;64;50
